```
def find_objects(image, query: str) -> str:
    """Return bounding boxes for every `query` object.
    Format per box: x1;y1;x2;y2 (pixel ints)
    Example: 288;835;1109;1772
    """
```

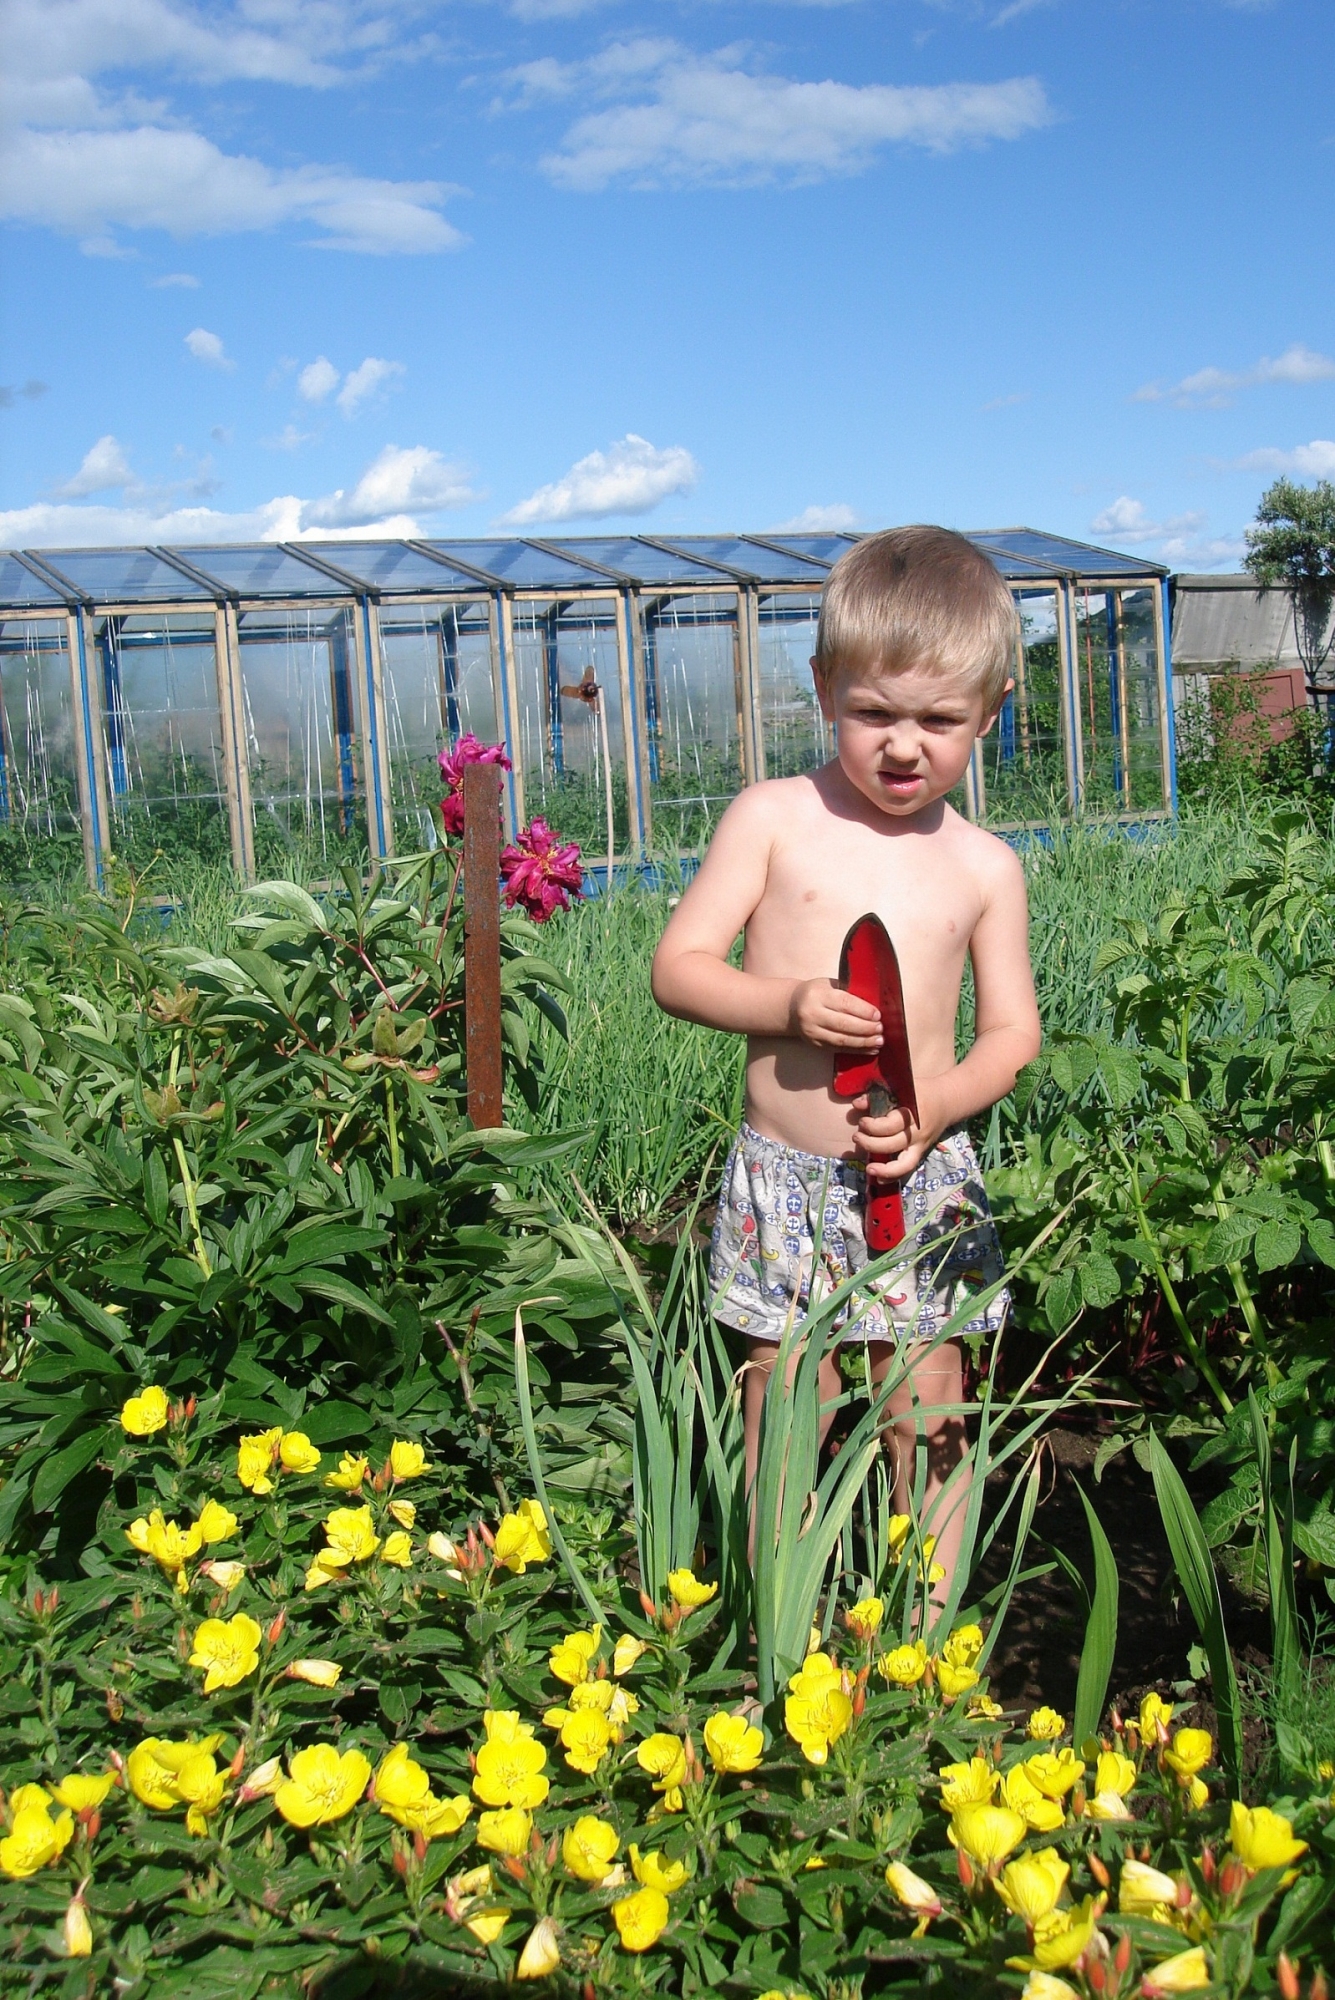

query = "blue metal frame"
1161;576;1179;816
358;595;387;857
619;596;648;854
73;613;105;881
494;591;520;834
544;605;564;776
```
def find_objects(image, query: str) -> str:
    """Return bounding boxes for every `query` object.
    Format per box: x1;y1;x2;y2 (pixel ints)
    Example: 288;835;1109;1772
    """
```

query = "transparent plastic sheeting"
379;601;496;851
96;613;231;867
645;593;743;853
511;598;628;863
758;594;827;781
0;619;80;850
238;607;366;868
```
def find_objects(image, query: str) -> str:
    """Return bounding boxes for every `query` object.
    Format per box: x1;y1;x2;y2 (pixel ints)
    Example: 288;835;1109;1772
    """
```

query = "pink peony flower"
437;735;512;836
500;818;584;923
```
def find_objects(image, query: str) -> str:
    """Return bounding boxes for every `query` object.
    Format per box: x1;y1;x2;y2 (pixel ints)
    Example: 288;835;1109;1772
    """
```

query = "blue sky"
0;0;1331;565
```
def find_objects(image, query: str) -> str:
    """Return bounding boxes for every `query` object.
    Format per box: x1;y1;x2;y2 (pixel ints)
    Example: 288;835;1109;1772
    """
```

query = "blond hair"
814;526;1018;712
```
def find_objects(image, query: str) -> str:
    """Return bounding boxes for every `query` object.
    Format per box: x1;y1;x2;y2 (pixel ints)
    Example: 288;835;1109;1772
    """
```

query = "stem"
1318;1139;1335;1188
1178;1006;1192;1104
171;1133;212;1279
1208;1175;1270;1357
384;1075;401;1181
1122;1148;1232;1414
438;1318;510;1511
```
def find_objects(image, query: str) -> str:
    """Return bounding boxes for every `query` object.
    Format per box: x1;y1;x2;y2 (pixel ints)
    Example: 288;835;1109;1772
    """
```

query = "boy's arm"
650;788;881;1050
859;842;1041;1180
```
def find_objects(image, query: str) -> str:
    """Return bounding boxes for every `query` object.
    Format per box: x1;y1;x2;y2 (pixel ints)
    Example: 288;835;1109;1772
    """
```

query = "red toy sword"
831;913;919;1252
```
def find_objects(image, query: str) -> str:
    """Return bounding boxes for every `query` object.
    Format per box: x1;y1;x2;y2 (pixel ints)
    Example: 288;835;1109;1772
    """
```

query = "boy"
651;527;1041;1593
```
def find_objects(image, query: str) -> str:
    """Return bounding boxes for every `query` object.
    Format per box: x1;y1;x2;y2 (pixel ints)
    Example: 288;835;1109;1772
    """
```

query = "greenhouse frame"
0;529;1174;887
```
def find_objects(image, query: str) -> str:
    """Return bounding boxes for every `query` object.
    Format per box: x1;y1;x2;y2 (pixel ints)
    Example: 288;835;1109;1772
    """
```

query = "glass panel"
970;530;1161;580
96;613;230;867
0;557;67;607
980;589;1068;824
379;601;497;848
757;592;829;777
0;617;82;881
173;546;349;598
304;543;483;594
756;533;857;564
642;591;743;851
510;599;628;859
39;549;212;602
551;539;729;584
238;607;366;868
430;541;605;589
1069;587;1164;813
662;537;829;583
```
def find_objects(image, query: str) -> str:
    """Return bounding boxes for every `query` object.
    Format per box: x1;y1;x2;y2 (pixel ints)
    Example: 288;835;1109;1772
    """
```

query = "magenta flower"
437;734;512;836
500;818;584;923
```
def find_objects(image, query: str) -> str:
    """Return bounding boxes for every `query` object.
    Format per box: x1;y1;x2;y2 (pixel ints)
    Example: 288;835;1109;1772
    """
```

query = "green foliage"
1174;667;1335;809
1246;476;1335;694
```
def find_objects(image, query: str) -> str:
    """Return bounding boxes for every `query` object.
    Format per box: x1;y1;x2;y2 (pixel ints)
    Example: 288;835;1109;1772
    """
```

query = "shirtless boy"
651;527;1041;1594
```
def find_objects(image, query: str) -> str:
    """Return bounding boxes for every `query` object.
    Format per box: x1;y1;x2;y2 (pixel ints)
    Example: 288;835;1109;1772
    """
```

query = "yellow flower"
381;1530;413;1568
846;1596;884;1640
1001;1763;1066;1833
937;1661;980;1700
666;1567;717;1610
969;1694;1006;1721
174;1748;226;1836
939;1757;998;1810
612;1633;647;1677
560;1710;613;1776
389;1439;428;1480
1139;1692;1174;1742
483;1709;538;1743
476;1806;533;1856
125;1509;203;1576
785;1686;853;1765
1021;1977;1080;2000
948;1803;1028;1871
188;1612;262;1693
787;1652;843;1698
321;1504;380;1567
1026;1898;1099;1972
612;1885;670;1952
51;1771;115;1813
274;1744;372;1827
303;1556;343;1592
199;1558;246;1591
9;1784;51;1812
278;1431;321;1473
0;1802;74;1879
877;1641;929;1687
1026;1707;1066;1741
996;1848;1069;1925
1118;1858;1179;1918
550;1625;602;1687
473;1724;549;1808
562;1815;620;1885
388;1499;416;1530
120;1385;169;1436
941;1624;984;1669
1021;1749;1086;1801
637;1733;688;1793
126;1735;223;1812
1186;1776;1209;1811
1087;1749;1137;1821
324;1452;368;1491
1227;1801;1308;1872
703;1711;764;1774
285;1658;342;1687
1163;1729;1212;1782
64;1895;93;1957
516;1917;560;1981
374;1744;469;1838
194;1498;238;1544
464;1906;511;1945
493;1500;551;1573
236;1426;282;1493
884;1860;943;1920
630;1844;690;1894
236;1755;284;1802
1141;1946;1211;1994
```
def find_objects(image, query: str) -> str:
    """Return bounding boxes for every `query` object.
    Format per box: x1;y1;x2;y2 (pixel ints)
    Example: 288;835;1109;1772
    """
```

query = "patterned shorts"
708;1121;1008;1346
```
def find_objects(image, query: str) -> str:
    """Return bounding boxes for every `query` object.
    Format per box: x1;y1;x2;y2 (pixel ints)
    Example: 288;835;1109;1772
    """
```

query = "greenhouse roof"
0;529;1167;609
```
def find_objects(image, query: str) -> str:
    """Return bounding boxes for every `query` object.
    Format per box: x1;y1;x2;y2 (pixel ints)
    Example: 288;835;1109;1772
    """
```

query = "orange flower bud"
392;1847;409;1877
956;1845;975;1889
1199;1844;1216;1885
83;1810;101;1842
1219;1857;1248;1899
1088;1959;1106;1993
1115;1929;1132;1974
413;1830;428;1863
1277;1953;1299;2000
638;1590;658;1622
1310;1968;1328;2000
1089;1853;1111;1889
266;1609;287;1646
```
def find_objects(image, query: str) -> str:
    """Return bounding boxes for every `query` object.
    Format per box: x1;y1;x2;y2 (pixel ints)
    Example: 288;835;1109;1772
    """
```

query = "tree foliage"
1244;476;1335;696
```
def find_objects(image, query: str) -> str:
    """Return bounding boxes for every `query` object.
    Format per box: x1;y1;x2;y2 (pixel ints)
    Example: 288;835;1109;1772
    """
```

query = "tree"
1244;477;1335;700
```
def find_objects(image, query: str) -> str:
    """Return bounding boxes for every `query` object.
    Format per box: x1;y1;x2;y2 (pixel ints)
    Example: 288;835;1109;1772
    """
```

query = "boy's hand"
853;1077;945;1181
788;979;883;1050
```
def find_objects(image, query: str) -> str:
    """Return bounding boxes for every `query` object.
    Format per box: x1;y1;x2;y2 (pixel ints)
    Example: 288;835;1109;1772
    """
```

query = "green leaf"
292;1273;393;1323
30;1425;107;1513
1071;1482;1119;1749
1203;1212;1256;1268
1078;1253;1122;1310
1253;1217;1302;1272
1044;1268;1081;1332
1146;1428;1244;1792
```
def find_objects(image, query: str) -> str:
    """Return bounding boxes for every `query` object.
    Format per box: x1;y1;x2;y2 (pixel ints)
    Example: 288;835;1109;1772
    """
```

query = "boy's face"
813;659;1007;819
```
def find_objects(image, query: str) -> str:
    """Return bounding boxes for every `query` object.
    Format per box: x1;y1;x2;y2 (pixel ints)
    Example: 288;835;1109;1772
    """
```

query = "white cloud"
1232;439;1335;478
1091;496;1205;544
992;0;1054;21
771;504;857;532
263;423;314;449
150;270;200;288
1134;344;1335;408
302;443;476;527
185;326;233;369
298;355;340;402
512;41;1052;189
1089;496;1243;570
500;434;699;525
336;356;404;416
55;433;136;497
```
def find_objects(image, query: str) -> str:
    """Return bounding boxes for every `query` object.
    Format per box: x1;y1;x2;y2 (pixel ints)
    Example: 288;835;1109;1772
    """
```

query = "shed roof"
1170;573;1301;671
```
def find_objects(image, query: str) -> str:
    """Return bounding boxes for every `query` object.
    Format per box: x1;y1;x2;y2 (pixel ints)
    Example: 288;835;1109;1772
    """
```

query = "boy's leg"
868;1337;969;1604
743;1334;842;1561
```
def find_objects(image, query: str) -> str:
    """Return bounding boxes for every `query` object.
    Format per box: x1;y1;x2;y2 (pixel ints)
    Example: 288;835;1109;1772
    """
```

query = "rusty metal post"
463;762;504;1130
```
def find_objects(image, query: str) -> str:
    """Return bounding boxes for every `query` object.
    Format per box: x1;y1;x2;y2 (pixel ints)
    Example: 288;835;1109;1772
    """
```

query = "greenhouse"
0;528;1173;886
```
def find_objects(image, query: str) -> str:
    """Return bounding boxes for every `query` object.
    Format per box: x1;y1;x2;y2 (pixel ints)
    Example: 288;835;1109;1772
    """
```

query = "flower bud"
413;1830;428;1863
1277;1954;1299;2000
392;1847;409;1877
1199;1844;1216;1885
83;1810;101;1842
1311;1969;1328;2000
956;1846;975;1890
1088;1959;1106;1994
1218;1857;1248;1899
266;1609;287;1646
1089;1853;1111;1889
1115;1930;1132;1974
227;1744;247;1779
63;1895;92;1957
638;1590;658;1622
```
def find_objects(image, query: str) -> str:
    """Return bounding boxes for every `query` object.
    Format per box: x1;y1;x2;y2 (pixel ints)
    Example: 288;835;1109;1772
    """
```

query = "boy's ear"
975;676;1015;739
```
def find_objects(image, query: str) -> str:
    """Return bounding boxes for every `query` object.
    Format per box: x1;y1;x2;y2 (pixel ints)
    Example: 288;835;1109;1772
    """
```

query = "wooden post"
463;761;504;1130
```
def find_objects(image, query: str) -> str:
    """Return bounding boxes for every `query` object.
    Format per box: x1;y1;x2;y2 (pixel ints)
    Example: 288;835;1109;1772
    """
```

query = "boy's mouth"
877;769;923;797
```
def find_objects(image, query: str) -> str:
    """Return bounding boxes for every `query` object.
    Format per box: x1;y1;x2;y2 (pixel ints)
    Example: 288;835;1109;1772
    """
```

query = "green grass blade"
1071;1479;1120;1749
513;1308;606;1627
1147;1427;1244;1793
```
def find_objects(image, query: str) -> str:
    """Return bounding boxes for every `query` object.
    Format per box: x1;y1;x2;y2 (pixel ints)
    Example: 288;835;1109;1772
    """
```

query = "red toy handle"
865;1082;907;1251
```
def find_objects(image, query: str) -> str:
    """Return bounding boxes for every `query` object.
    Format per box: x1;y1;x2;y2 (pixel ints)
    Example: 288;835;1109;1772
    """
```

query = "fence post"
463;761;504;1130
